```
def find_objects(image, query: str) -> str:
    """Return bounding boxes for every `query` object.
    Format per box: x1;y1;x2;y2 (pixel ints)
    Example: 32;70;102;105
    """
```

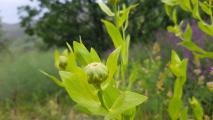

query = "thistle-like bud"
108;0;119;5
59;55;68;69
84;62;108;87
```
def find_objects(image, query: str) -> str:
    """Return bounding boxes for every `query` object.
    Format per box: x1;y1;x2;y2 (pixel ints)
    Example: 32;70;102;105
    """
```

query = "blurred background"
0;0;212;119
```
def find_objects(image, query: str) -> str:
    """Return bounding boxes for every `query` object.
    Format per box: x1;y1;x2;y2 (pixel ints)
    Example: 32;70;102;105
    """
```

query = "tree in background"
122;0;169;42
19;0;109;51
19;0;169;51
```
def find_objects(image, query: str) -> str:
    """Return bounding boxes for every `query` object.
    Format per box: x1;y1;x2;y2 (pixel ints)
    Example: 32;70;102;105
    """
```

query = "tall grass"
0;50;60;103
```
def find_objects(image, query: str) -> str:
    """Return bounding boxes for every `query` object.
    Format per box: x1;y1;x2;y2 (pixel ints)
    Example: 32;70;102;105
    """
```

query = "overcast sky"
0;0;38;24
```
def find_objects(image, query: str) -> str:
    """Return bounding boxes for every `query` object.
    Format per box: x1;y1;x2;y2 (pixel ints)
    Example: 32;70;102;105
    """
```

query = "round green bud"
59;55;68;69
84;62;108;86
108;0;119;5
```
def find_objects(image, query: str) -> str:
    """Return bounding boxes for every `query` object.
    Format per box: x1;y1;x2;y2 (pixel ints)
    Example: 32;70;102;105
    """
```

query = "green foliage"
189;97;204;120
19;0;110;51
163;0;213;59
43;1;148;119
0;50;59;102
168;51;188;120
162;2;213;119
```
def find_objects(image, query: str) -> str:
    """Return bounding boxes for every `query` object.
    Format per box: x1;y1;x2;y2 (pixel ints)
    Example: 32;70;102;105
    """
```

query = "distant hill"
2;23;25;40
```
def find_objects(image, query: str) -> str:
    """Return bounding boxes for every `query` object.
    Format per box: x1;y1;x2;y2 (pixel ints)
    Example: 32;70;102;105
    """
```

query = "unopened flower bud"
84;62;108;87
59;55;68;69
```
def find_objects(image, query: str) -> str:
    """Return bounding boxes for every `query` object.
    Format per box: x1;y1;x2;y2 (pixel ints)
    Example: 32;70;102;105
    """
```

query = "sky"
0;0;38;24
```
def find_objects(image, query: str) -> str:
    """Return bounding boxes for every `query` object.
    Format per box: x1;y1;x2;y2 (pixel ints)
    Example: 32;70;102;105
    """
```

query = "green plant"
161;0;213;119
162;0;213;58
42;1;147;120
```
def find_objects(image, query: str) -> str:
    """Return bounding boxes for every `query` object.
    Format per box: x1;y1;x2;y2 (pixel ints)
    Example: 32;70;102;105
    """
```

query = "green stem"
97;86;108;111
121;65;126;89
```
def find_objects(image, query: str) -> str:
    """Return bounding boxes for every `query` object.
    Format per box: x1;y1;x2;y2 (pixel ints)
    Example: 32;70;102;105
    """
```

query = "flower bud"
108;0;119;5
59;55;68;69
84;62;108;86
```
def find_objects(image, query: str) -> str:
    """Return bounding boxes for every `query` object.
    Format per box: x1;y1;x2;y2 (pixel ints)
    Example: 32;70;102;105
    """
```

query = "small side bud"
84;62;108;87
59;55;68;69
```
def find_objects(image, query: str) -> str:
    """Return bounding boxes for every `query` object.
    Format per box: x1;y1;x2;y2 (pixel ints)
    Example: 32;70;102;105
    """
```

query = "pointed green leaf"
118;4;138;27
105;91;147;120
102;20;123;48
102;85;120;109
106;47;121;81
73;41;93;66
178;0;192;12
90;48;101;62
168;97;182;120
192;2;201;20
183;24;192;41
198;22;213;36
199;2;211;15
172;9;177;24
59;71;107;116
161;0;178;6
179;40;206;54
171;50;181;65
98;0;114;16
190;97;204;120
40;70;64;87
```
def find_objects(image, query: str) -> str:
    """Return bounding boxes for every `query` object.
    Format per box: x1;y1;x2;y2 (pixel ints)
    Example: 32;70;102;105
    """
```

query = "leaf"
121;35;130;66
192;1;201;20
106;48;120;79
105;91;147;120
66;47;77;71
171;50;181;65
173;78;183;99
161;0;178;6
199;2;211;15
190;97;204;120
165;4;173;17
54;50;60;69
172;9;177;24
98;0;114;16
40;70;64;87
178;59;188;79
198;22;213;36
180;107;188;120
59;71;107;115
66;42;72;51
167;25;182;37
183;24;192;41
118;4;138;27
102;20;123;48
102;85;120;109
102;48;121;89
179;40;206;54
90;48;101;62
168;97;183;120
73;41;93;66
178;0;192;12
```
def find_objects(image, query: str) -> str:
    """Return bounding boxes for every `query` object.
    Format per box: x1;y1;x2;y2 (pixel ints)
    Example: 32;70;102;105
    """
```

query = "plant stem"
97;86;108;111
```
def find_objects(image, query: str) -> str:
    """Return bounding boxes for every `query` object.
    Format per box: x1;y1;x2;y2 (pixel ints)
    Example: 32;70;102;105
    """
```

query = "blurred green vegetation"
0;0;212;119
18;0;169;51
